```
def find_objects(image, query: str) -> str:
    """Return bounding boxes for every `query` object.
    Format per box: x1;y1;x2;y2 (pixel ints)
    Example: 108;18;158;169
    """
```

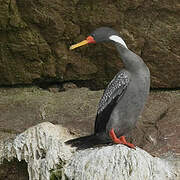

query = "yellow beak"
70;40;89;50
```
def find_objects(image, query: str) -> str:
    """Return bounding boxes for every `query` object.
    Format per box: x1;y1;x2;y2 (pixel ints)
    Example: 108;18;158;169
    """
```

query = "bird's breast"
106;71;150;135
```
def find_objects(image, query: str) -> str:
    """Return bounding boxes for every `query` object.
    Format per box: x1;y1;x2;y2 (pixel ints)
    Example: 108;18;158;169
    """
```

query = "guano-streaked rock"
0;122;178;180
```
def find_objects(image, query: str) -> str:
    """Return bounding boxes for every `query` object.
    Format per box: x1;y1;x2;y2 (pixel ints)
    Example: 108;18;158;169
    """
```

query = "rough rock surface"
0;0;180;88
0;122;73;180
0;87;180;157
0;122;178;180
65;146;175;180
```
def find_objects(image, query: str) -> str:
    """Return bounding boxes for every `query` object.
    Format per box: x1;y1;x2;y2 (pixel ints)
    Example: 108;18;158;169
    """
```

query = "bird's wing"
97;71;130;114
95;71;130;133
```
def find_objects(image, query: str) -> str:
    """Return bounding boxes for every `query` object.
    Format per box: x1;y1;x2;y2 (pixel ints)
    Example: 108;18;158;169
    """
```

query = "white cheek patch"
109;35;128;49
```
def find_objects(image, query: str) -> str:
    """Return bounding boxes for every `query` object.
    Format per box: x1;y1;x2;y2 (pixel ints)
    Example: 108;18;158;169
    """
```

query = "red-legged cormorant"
65;27;150;149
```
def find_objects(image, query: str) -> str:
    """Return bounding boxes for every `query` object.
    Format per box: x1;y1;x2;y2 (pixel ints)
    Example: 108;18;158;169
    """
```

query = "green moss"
50;169;66;180
0;0;180;88
50;162;68;180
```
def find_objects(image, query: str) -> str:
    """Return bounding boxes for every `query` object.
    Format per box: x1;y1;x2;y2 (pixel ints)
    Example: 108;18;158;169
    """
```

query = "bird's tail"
65;134;110;149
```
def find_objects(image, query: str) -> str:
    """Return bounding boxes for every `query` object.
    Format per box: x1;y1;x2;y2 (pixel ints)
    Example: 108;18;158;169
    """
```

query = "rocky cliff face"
0;0;180;88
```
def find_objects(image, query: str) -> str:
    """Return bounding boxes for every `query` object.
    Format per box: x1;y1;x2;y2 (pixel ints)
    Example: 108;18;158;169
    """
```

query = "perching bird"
65;27;150;149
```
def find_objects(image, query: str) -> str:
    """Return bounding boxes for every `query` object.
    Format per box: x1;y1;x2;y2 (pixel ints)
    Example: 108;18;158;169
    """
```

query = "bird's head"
70;27;128;50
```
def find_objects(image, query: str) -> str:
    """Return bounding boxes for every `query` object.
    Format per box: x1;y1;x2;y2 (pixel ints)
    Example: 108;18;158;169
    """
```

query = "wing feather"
95;71;130;133
97;71;129;114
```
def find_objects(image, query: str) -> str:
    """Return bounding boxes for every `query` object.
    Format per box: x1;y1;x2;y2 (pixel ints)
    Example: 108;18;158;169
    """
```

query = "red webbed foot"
109;128;136;149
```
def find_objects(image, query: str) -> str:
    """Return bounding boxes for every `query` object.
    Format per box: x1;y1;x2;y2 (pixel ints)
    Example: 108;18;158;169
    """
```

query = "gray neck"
115;43;148;73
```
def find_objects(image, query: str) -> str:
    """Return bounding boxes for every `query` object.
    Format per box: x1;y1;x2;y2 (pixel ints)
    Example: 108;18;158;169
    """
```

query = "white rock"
64;145;176;180
0;122;178;180
0;122;73;180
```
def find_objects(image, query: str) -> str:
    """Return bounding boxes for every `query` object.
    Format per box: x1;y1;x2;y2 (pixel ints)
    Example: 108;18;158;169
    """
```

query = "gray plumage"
65;27;150;149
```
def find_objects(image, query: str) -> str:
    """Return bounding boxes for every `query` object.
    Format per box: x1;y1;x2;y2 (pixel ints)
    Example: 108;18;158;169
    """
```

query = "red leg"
109;128;136;149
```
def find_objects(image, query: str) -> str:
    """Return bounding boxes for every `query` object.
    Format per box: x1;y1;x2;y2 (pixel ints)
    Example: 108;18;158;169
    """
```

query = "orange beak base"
86;36;96;44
